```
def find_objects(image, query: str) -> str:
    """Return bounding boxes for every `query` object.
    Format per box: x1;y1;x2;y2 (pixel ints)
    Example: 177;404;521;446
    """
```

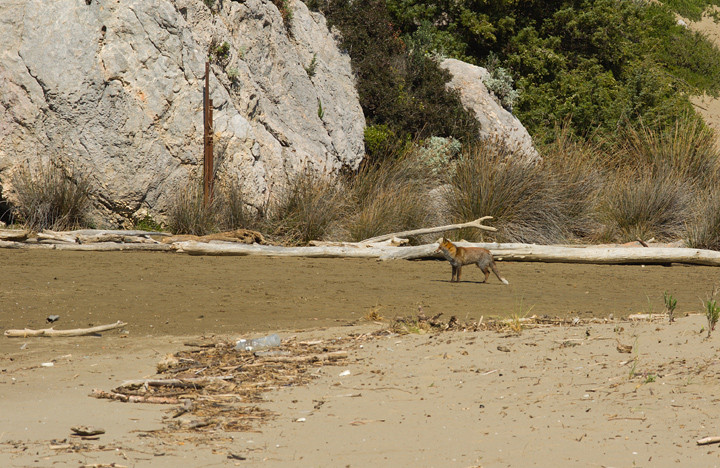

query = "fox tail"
491;263;509;285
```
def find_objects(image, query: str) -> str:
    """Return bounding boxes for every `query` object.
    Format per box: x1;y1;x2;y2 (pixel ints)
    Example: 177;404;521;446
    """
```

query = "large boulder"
0;0;365;227
441;58;539;162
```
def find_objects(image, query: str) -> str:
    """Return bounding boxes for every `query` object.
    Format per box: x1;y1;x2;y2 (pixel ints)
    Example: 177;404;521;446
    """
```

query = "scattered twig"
4;321;127;337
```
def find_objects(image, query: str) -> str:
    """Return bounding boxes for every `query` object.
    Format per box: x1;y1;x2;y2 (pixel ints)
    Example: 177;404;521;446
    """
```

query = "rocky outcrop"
441;58;539;161
0;0;364;227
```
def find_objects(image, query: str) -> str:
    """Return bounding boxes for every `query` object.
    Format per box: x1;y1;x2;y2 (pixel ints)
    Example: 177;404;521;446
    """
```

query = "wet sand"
0;249;718;338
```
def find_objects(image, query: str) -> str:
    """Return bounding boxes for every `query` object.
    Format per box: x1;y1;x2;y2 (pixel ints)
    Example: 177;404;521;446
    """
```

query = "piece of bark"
76;234;159;244
71;426;105;436
53;242;173;252
162;229;265;245
4;321;127;338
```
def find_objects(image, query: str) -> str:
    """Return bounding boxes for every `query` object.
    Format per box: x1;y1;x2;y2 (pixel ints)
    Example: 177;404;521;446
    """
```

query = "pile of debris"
91;335;358;433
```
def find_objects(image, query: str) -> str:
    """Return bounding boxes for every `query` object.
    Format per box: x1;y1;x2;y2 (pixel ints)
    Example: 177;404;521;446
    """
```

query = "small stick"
5;321;127;337
697;436;720;445
258;351;347;363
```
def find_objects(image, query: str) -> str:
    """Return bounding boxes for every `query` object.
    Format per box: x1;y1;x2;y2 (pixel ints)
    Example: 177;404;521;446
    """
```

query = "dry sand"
2;250;720;467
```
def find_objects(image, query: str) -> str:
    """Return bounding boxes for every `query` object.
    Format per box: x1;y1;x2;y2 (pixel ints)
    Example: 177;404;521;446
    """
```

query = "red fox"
435;237;509;284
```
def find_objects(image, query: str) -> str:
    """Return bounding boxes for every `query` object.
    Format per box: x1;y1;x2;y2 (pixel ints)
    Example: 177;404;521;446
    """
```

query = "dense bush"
382;0;720;145
307;0;480;161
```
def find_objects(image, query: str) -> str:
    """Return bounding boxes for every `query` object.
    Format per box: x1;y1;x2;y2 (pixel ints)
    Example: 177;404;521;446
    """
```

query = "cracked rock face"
0;0;365;227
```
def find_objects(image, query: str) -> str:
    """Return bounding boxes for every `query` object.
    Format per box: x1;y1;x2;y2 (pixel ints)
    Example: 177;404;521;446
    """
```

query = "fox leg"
455;265;463;282
451;264;459;282
480;266;490;283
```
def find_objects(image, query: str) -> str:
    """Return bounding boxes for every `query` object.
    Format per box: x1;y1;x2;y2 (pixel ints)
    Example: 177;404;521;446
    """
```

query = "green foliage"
416;136;462;176
381;0;720;146
663;291;678;322
305;53;318;77
134;214;164;232
317;98;324;120
705;298;720;337
11;160;93;231
210;41;231;65
658;0;720;22
483;53;520;112
312;0;480;159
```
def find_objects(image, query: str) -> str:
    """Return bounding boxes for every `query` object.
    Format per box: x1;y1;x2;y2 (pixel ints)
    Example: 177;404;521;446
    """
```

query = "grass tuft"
11;160;93;231
166;180;218;236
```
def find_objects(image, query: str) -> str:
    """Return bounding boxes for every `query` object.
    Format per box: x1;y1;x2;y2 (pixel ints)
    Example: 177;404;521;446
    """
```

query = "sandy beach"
2;250;720;467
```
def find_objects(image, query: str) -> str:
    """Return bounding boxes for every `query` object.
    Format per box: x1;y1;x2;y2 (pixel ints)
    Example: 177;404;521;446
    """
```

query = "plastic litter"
235;333;281;352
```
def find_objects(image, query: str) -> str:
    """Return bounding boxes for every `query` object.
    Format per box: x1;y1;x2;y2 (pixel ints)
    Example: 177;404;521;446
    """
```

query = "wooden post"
203;62;214;205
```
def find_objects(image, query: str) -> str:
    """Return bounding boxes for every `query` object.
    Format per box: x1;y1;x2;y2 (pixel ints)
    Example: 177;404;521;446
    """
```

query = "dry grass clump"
442;138;593;244
163;118;720;248
600;171;692;242
215;178;263;232
343;155;431;242
617;118;720;186
263;168;347;245
687;188;720;250
11;160;93;231
166;180;218;236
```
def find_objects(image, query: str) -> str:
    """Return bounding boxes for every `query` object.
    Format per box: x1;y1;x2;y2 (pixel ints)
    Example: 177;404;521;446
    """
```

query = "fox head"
434;237;456;255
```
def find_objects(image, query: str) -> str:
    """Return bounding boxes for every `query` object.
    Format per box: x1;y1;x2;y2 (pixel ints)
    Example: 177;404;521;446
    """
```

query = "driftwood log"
4;320;127;337
0;229;29;241
178;240;720;267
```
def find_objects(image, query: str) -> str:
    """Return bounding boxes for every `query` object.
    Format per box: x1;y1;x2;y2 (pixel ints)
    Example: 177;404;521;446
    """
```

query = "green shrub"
134;214;164;232
483;53;520;112
315;0;480;157
11;160;93;231
305;53;318;77
416;136;462;177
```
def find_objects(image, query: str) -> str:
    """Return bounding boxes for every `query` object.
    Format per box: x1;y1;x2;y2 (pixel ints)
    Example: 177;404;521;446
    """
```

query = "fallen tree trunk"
359;216;497;244
178;240;720;266
53;242;174;252
0;229;29;241
5;321;127;337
